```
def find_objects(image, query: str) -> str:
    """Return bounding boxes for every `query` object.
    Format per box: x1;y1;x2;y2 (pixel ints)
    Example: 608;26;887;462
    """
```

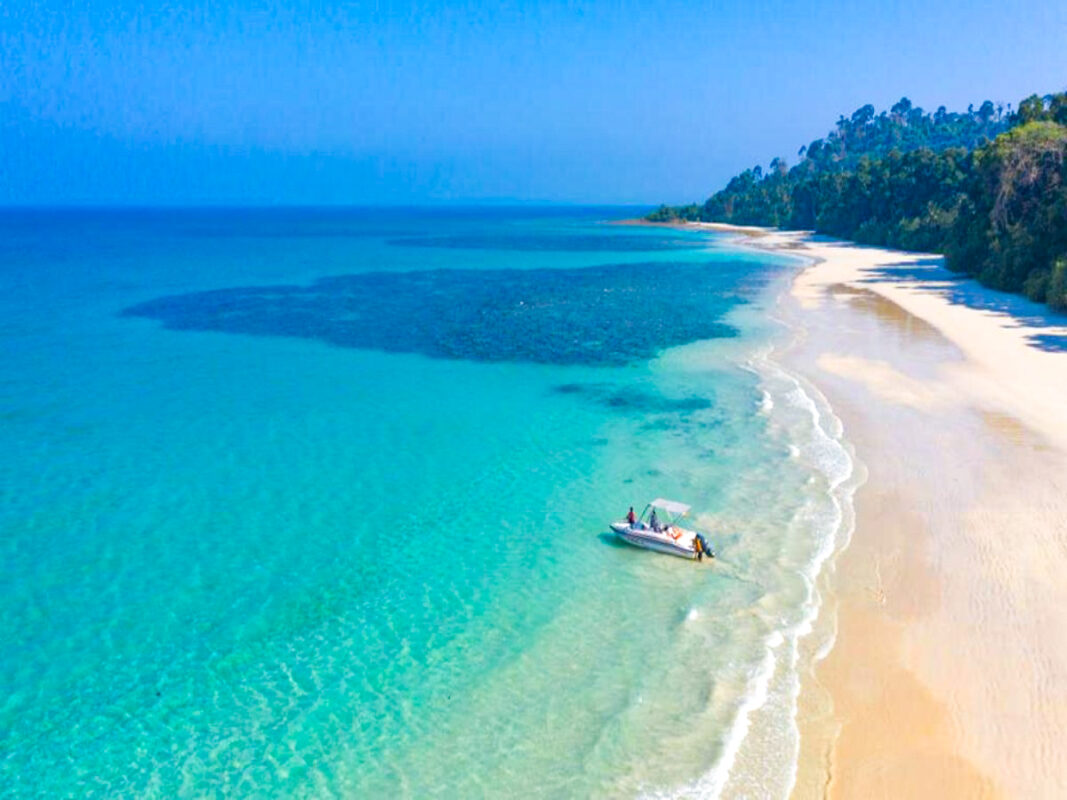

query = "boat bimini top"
647;498;690;517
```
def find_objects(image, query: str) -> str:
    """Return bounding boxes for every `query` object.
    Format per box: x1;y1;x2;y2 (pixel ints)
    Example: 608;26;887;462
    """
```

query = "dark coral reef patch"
122;261;767;366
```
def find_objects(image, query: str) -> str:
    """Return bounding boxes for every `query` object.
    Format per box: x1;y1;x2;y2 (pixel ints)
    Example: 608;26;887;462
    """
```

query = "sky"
2;0;1066;206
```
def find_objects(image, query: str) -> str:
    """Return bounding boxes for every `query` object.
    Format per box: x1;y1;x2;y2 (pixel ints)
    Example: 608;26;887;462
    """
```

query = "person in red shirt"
626;506;636;525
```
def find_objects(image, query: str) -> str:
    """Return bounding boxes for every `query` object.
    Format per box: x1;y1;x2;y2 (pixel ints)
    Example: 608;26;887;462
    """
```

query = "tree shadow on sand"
860;258;1067;353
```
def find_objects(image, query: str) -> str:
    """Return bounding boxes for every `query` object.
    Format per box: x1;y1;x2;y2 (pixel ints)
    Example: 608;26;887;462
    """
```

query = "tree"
1050;94;1067;126
1048;258;1067;309
1017;94;1047;124
891;97;913;117
852;104;876;126
646;91;1067;309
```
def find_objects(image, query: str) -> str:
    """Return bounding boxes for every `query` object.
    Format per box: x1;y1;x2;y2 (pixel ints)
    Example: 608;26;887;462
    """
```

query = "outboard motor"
696;534;714;559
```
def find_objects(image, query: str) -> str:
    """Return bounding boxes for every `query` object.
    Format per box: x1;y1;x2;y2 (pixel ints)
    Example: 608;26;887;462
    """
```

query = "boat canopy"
649;498;690;515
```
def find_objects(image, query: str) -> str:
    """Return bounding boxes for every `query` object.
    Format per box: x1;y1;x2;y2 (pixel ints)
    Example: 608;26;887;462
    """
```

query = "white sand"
684;223;1067;798
784;236;1067;452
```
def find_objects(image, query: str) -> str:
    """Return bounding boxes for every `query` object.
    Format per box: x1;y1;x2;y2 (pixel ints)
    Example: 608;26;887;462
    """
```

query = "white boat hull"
610;522;699;559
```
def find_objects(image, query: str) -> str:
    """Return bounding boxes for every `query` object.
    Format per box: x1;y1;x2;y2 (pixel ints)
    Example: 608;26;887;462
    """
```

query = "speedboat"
610;499;714;560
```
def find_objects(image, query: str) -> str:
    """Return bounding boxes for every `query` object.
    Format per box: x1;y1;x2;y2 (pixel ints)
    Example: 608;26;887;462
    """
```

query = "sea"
0;207;856;798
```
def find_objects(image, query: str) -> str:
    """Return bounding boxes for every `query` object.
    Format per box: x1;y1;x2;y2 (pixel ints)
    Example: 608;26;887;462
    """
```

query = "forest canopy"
649;93;1067;310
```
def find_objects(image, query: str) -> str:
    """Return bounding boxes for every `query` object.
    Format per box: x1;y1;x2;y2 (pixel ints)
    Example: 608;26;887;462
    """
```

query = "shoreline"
630;218;1067;797
754;228;1067;798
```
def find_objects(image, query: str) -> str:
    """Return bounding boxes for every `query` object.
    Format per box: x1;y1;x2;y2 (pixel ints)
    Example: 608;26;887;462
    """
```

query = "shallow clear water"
0;208;852;797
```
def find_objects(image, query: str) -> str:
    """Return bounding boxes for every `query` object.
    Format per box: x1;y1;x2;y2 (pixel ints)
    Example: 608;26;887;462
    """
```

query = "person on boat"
649;509;660;532
693;533;705;562
627;506;636;525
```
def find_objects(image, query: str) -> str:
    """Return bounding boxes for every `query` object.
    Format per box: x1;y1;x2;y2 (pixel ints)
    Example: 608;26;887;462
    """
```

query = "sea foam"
657;338;860;799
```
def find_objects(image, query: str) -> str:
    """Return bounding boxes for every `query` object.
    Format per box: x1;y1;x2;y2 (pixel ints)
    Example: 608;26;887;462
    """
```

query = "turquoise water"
0;209;854;797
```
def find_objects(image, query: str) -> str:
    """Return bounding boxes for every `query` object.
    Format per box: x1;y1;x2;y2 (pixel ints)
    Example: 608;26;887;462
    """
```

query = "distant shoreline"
611;217;774;237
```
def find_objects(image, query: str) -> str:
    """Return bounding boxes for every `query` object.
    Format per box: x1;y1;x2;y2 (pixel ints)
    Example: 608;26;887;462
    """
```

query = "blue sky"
2;0;1065;205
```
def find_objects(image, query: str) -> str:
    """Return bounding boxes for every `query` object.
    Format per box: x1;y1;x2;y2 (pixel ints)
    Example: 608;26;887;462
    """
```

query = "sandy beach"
756;230;1067;798
641;220;1067;797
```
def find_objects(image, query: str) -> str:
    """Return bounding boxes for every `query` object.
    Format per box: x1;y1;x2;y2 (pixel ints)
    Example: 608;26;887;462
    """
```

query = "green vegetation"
651;93;1067;309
